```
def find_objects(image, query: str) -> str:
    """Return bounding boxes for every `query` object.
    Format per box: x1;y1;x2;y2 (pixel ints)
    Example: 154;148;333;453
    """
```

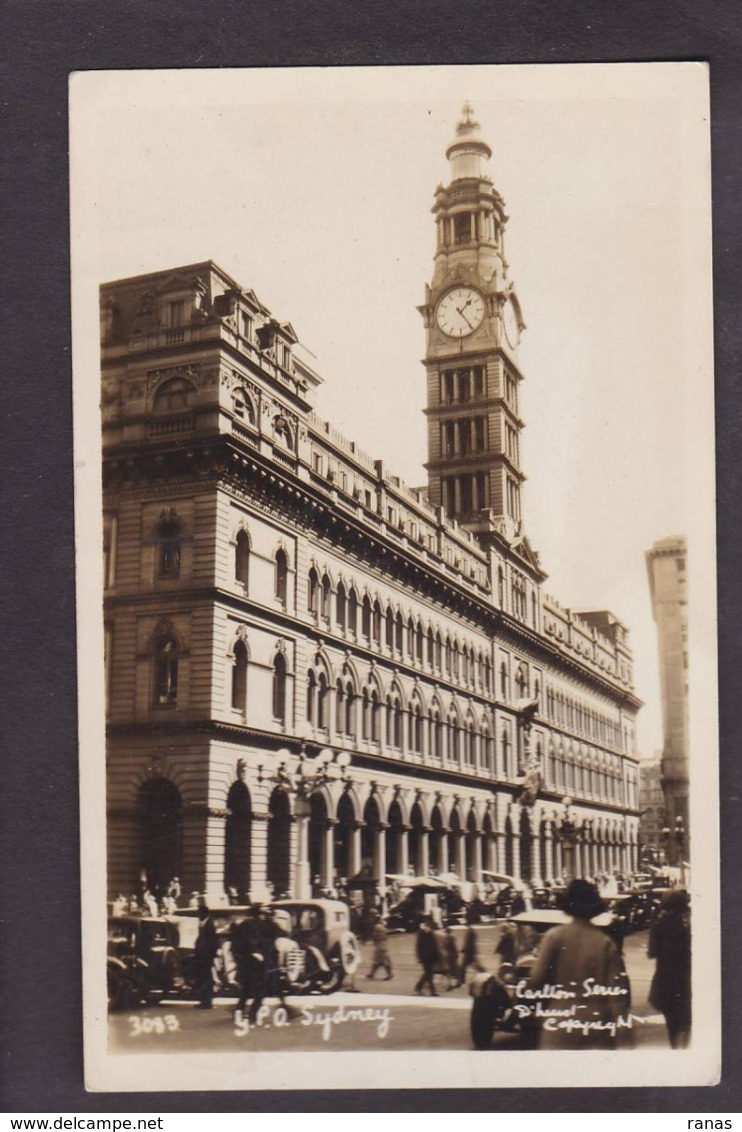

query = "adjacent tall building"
101;106;641;903
646;536;689;865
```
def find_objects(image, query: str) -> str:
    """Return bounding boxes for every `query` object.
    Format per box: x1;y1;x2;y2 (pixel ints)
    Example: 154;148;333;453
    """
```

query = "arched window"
444;637;452;677
435;632;442;671
502;729;511;778
448;713;460;761
321;574;332;621
407;616;416;660
231;638;248;713
484;657;492;694
272;652;287;723
344;681;355;737
234;529;250;587
275;549;288;605
336;582;347;630
273;415;294;450
306;670;316;724
336;680;345;734
154;634;179;706
416;622;424;663
498;566;505;606
156;519;182;580
452;641;460;680
430;709;442;760
153;377;195;414
464;719;475;765
362;595;372;639
307;567;319;614
427;627;435;667
361;688;370;740
370;689;381;743
348;587;358;634
500;661;509;699
317;672;328;730
409;702;423;753
232;387;256;424
481;722;492;771
395;612;404;654
373;600;383;646
385;607;394;650
515;666;526;698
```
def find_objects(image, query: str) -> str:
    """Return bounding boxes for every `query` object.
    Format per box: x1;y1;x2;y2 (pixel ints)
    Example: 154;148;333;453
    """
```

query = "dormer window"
167;299;186;327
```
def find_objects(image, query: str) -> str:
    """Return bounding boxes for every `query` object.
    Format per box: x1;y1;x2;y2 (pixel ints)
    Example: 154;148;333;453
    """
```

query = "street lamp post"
265;747;351;900
552;796;585;884
662;815;686;886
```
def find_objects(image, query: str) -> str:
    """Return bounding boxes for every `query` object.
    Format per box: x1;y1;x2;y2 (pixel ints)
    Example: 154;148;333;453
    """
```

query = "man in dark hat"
525;878;630;1049
231;904;267;1022
193;903;219;1009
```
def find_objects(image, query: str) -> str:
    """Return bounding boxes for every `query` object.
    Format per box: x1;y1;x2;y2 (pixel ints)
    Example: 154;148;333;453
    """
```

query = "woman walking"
648;889;691;1049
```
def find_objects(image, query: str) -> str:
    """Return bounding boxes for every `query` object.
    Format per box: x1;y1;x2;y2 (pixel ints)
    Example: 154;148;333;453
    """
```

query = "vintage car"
107;915;185;1011
468;908;616;1050
270;898;360;992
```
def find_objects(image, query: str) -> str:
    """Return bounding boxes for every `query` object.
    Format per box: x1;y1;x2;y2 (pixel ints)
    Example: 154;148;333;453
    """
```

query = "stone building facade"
638;754;666;865
102;107;641;903
646;535;689;865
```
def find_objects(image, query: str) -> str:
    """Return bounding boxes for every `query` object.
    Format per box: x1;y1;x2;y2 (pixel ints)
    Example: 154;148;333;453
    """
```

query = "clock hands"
455;301;476;331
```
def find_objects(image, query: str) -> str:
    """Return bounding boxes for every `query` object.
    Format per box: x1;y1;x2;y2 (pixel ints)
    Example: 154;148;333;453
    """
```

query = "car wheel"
108;968;132;1012
470;997;497;1050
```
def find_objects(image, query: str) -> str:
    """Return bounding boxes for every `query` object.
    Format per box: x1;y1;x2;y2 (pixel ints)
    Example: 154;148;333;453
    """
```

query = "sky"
71;64;714;757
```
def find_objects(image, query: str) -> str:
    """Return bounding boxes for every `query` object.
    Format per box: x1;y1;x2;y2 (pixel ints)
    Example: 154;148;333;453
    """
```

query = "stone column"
293;795;312;900
454;832;466;879
349;821;363;878
322;819;336;888
250;807;272;902
472;833;483;882
201;808;228;902
398;824;410;877
439;829;450;875
544;827;555;884
418;827;430;876
373;822;388;884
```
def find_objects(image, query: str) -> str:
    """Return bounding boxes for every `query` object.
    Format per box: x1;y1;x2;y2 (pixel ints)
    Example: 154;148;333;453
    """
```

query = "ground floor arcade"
107;735;639;903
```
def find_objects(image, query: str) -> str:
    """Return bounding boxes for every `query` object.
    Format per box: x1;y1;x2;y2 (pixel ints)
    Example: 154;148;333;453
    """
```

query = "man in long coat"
525;879;630;1049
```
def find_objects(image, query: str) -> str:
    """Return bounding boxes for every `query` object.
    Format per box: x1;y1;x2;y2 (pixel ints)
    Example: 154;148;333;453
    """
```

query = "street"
109;924;670;1054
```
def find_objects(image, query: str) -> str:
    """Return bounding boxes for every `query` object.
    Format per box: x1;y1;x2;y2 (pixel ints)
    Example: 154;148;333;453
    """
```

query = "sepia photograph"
70;63;718;1092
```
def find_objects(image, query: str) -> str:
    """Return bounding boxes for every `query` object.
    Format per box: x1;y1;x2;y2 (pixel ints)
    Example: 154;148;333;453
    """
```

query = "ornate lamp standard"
662;815;686;885
264;747;351;900
552;796;585;884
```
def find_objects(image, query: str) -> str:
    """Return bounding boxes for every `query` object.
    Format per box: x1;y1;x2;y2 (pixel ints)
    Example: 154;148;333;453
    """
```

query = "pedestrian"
231;905;267;1021
648;889;691;1049
366;912;393;980
193;905;219;1009
494;920;517;971
525;878;631;1049
434;924;459;990
414;918;439;996
459;914;483;984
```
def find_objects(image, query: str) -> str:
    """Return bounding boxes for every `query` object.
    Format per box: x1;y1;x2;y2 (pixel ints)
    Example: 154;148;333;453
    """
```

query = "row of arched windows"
234;529;289;605
544;686;622;748
304;660;495;770
306;567;492;694
499;659;540;704
545;744;624;803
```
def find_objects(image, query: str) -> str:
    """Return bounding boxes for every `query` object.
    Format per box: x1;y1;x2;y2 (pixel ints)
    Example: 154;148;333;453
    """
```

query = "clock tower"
420;103;527;542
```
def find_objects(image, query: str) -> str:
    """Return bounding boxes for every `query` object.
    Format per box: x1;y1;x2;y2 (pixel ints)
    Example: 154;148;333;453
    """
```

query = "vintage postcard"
71;63;718;1092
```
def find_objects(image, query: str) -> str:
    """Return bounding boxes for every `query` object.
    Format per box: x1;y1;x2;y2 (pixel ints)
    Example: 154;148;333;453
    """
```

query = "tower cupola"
445;102;493;181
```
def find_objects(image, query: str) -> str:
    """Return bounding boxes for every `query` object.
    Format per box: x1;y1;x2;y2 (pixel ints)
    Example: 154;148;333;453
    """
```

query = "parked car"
270;898;360;992
469;908;615;1050
107;915;185;1011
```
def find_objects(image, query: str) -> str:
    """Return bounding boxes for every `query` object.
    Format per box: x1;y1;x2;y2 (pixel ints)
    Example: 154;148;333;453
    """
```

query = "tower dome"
445;102;492;181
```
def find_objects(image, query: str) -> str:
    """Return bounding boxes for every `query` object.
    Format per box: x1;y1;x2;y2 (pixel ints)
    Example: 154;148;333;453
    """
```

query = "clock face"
503;297;520;348
436;287;485;338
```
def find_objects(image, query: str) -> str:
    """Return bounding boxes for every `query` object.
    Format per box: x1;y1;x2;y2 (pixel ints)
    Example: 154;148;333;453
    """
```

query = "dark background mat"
2;0;741;1113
